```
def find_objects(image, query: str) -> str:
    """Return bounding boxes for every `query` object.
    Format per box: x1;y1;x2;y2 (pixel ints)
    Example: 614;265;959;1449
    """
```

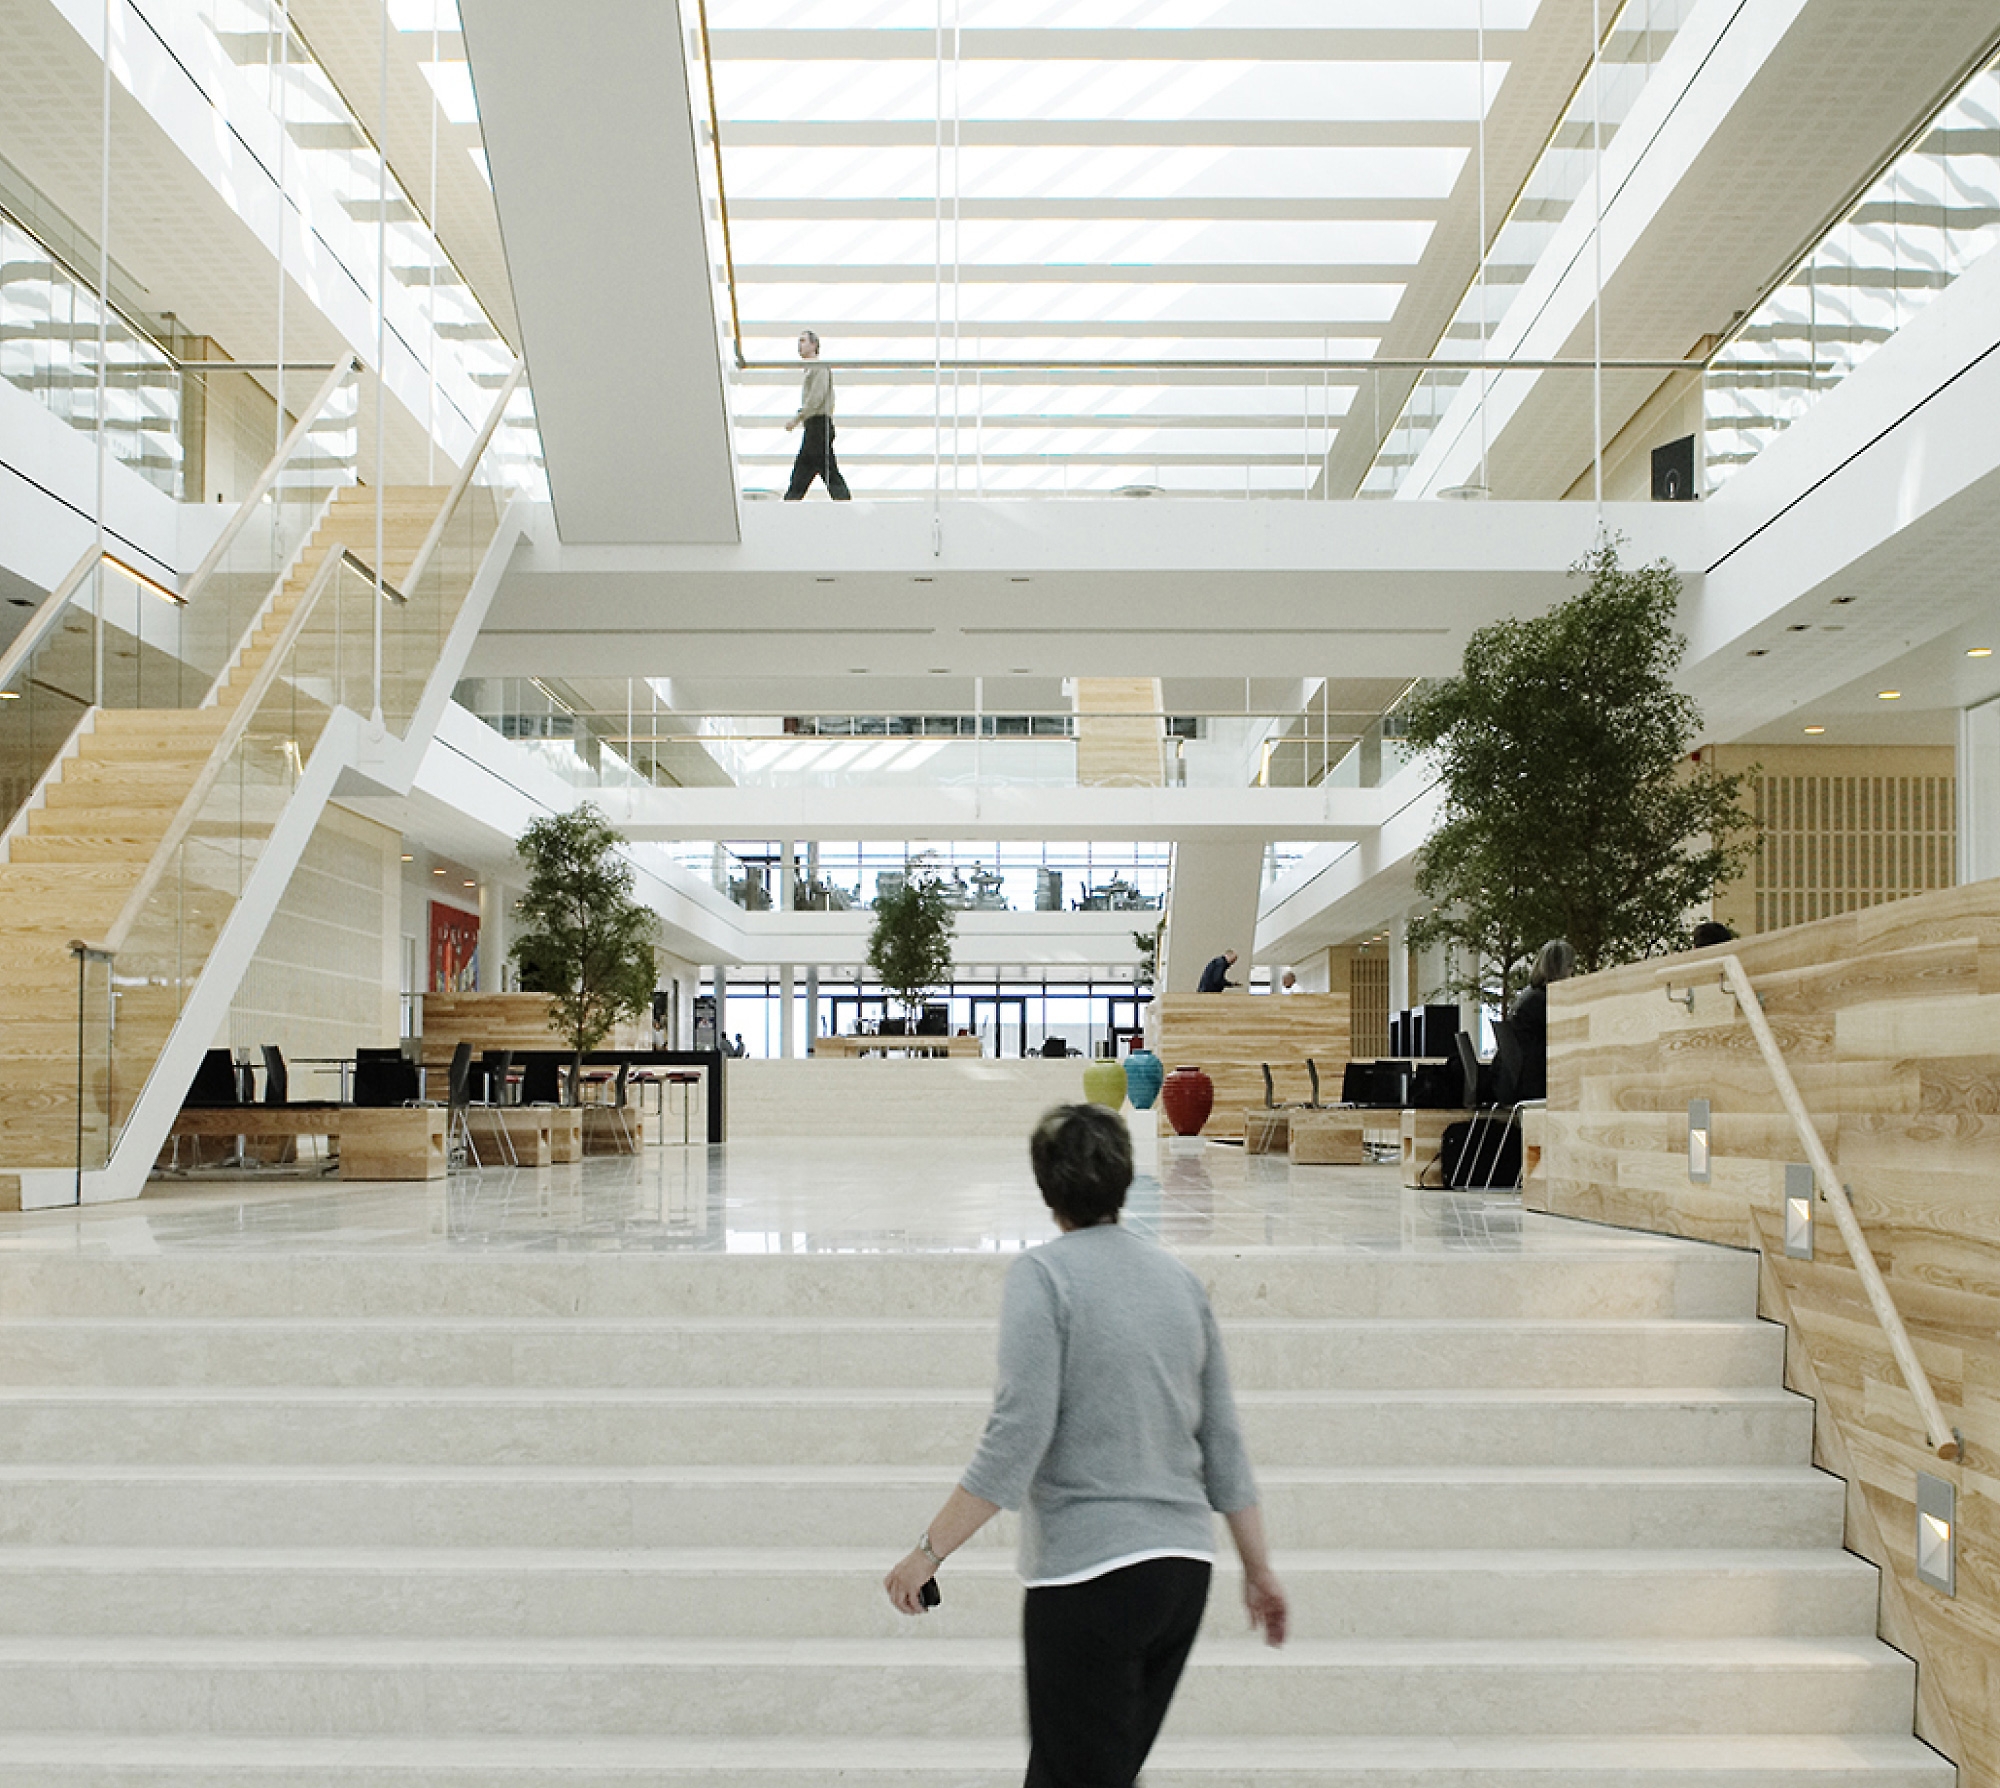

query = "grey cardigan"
959;1223;1258;1584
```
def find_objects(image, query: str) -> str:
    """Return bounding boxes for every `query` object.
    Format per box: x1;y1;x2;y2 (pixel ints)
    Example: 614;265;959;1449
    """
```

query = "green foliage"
1400;540;1757;1006
509;805;659;1086
1133;921;1162;985
866;861;957;1020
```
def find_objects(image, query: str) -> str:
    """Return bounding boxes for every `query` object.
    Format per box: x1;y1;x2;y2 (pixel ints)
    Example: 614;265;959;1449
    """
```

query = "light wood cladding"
0;484;486;1174
1074;678;1165;787
1703;745;1956;937
1534;877;2000;1787
1149;993;1350;1135
1348;950;1391;1057
419;992;650;1067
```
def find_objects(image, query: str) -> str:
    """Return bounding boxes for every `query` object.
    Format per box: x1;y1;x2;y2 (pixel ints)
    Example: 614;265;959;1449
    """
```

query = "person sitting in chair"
1506;939;1575;1104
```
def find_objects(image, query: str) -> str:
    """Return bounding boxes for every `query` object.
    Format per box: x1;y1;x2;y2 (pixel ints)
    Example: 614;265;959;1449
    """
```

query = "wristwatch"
917;1530;943;1568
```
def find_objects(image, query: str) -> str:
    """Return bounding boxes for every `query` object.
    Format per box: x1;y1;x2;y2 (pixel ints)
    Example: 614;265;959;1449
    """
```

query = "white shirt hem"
1021;1547;1215;1590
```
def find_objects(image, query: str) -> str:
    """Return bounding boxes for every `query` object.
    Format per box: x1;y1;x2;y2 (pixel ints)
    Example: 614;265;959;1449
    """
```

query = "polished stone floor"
0;1137;1693;1262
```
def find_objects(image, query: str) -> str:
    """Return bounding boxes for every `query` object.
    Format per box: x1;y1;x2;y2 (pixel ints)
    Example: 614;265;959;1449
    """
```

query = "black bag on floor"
1436;1118;1522;1189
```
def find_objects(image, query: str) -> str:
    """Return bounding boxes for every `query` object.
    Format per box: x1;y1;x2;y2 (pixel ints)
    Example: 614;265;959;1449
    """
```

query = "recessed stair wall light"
1878;690;1902;701
1916;1473;1957;1597
1803;726;1826;735
1969;647;1993;658
1687;1098;1712;1184
1783;1163;1815;1259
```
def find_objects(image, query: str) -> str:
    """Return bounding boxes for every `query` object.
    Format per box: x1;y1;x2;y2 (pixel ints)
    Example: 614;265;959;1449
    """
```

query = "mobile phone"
920;1578;941;1609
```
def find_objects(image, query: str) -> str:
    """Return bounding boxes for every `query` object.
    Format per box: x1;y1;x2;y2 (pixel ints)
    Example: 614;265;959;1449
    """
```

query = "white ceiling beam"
714;121;1478;147
734;263;1417;285
705;28;1527;61
459;0;738;544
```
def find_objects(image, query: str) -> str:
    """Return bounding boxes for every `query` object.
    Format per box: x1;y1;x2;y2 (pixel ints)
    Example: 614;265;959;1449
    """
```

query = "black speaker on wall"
1651;434;1697;501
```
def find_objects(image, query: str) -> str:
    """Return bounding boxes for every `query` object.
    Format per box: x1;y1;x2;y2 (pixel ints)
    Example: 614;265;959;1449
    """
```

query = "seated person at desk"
1506;939;1575;1103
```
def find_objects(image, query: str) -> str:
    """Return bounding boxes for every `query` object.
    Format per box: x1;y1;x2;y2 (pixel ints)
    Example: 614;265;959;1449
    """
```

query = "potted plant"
1400;540;1756;1003
866;858;956;1031
510;804;659;1103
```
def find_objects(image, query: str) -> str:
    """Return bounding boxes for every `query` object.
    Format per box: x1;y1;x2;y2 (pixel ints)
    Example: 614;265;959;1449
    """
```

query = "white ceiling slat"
705;29;1530;62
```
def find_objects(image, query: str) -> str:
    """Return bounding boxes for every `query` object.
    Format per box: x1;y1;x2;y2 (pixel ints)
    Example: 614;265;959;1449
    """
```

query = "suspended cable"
1592;0;1605;518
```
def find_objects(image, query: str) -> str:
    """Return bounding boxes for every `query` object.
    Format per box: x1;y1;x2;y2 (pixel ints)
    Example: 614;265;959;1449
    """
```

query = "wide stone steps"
0;1315;1788;1389
0;1731;1954;1788
0;1546;1880;1640
0;1635;1920;1740
0;1462;1847;1550
0;1384;1814;1468
0;1248;1760;1321
0;1239;1945;1788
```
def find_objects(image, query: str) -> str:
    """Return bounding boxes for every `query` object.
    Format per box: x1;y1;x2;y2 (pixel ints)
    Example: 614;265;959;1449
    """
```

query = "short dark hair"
1691;920;1735;948
1030;1104;1132;1228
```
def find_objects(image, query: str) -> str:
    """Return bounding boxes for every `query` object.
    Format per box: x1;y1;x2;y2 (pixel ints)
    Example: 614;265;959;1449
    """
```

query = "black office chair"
474;1050;517;1166
440;1040;478;1169
1438;1027;1527;1190
517;1054;562;1107
185;1048;244;1107
352;1047;419;1108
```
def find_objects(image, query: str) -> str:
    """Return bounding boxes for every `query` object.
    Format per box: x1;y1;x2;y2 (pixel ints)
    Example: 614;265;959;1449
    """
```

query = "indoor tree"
866;860;957;1027
510;804;659;1101
1400;539;1756;1007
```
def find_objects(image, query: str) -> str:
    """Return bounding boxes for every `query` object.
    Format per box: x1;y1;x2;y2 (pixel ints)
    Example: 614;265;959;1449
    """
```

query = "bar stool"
664;1071;701;1145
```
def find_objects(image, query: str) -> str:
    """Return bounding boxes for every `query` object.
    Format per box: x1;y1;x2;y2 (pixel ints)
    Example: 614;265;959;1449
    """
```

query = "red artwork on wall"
429;903;480;993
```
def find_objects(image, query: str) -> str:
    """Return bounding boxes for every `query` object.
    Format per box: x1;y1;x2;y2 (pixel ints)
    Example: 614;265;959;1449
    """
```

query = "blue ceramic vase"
1124;1048;1164;1110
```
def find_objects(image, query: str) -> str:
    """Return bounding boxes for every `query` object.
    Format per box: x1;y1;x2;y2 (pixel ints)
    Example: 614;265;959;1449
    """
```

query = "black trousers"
784;414;851;500
1022;1557;1211;1788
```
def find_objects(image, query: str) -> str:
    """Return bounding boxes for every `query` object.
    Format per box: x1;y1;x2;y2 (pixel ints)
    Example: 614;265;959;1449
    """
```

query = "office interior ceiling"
704;0;1605;500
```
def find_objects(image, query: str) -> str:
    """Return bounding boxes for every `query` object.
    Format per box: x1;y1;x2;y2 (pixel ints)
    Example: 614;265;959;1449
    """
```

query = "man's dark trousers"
785;415;851;500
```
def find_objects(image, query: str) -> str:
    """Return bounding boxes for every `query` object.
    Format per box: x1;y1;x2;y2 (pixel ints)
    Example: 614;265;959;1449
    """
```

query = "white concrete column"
780;964;796;1058
1958;697;2000;885
1387;913;1411;1017
1159;835;1262;993
779;840;796;911
477;884;506;993
712;966;728;1053
804;967;819;1053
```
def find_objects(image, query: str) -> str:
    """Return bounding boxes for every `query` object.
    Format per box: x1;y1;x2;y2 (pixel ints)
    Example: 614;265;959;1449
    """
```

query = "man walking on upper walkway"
784;330;851;501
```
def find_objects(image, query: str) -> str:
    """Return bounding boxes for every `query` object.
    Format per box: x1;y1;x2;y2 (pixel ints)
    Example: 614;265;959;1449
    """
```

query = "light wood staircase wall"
1074;676;1166;787
0;486;498;1185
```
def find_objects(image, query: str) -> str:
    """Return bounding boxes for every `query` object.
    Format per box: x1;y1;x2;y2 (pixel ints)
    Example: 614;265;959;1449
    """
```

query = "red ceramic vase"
1160;1065;1214;1136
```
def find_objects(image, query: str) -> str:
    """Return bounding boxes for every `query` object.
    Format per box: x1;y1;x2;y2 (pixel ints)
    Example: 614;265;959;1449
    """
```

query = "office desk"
817;1036;982;1059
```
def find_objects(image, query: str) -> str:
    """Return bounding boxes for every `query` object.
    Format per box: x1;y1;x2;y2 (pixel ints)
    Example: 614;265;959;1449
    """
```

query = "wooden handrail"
85;540;364;958
0;543;102;696
1656;953;1962;1461
399;363;523;600
177;356;361;607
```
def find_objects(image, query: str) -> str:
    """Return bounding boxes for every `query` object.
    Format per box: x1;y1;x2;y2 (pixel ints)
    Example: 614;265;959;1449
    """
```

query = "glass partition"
1704;48;2000;489
453;679;1423;797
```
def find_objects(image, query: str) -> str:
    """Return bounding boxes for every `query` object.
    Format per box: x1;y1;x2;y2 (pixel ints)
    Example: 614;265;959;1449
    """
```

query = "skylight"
696;0;1548;497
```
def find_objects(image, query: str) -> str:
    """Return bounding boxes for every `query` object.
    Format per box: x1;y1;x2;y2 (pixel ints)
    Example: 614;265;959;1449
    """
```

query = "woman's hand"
1242;1564;1288;1647
883;1549;938;1616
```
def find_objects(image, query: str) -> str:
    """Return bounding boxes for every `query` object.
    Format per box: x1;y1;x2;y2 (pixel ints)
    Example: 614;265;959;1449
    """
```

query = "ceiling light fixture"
1831;594;1857;604
1746;648;1769;658
1786;623;1810;633
401;854;414;861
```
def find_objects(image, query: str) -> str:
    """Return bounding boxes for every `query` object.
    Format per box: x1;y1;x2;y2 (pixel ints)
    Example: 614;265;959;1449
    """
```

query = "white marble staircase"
0;1245;1952;1786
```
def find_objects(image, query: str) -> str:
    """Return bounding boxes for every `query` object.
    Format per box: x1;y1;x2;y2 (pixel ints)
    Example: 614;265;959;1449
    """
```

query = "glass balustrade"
453;678;1427;799
0;359;363;843
1704;47;2000;488
67;375;520;1171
